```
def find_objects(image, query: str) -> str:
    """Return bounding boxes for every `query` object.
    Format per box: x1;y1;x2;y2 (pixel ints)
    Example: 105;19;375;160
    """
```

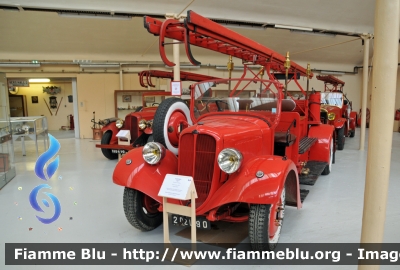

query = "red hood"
321;105;341;115
181;114;272;157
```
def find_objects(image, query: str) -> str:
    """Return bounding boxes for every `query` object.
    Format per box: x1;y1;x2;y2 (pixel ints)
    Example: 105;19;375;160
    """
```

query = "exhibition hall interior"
0;0;400;269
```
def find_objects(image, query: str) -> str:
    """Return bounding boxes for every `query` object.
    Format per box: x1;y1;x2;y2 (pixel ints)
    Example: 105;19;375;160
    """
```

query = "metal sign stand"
158;174;198;265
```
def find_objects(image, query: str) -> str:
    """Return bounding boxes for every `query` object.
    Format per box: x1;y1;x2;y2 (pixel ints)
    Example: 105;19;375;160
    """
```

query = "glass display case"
10;116;48;156
0;73;16;189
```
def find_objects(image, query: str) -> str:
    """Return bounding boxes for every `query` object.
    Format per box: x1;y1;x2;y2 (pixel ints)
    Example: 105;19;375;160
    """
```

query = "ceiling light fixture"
275;24;313;32
29;78;50;83
0;63;40;68
58;13;131;20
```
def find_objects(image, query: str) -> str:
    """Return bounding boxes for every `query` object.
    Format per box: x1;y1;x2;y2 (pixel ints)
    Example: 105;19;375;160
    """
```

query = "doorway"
8;95;28;117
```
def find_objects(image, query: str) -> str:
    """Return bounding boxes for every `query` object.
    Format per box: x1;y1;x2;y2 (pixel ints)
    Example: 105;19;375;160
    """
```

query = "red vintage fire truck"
113;11;335;251
96;70;219;159
317;75;357;150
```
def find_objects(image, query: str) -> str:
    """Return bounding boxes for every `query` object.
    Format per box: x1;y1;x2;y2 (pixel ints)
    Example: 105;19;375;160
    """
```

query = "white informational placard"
158;174;197;200
116;130;130;138
171;81;182;96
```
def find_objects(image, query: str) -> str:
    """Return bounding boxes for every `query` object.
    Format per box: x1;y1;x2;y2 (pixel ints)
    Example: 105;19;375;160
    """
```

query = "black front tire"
249;188;285;251
100;131;118;160
349;129;355;138
337;127;345;150
123;188;162;231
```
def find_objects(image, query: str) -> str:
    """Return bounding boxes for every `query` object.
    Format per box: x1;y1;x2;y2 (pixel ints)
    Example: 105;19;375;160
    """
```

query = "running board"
298;137;318;154
299;161;328;185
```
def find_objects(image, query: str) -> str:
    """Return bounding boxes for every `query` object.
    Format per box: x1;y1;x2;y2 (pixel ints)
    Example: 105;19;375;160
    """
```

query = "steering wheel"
151;102;160;106
205;99;228;112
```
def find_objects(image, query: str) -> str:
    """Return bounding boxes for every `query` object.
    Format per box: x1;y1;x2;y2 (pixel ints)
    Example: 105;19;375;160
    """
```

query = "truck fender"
333;117;346;129
201;156;301;212
101;124;119;145
349;111;357;130
112;147;178;202
308;124;335;163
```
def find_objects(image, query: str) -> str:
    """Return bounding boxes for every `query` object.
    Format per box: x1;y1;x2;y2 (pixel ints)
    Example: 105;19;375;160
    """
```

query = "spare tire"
152;98;192;155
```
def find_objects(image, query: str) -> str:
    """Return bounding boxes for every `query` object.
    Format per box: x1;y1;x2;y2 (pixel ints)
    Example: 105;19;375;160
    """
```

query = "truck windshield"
190;79;284;127
321;92;343;108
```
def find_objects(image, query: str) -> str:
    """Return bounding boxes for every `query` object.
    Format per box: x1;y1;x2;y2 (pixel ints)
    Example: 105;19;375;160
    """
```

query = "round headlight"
116;119;124;129
328;113;335;121
217;148;242;174
142;142;165;165
138;119;147;130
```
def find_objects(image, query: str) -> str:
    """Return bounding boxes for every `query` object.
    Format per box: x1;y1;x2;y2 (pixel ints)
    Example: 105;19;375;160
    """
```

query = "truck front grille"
179;133;216;206
129;117;138;141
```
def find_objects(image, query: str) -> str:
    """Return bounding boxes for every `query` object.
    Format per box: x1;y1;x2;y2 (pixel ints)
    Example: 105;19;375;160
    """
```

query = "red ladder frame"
144;11;312;78
316;75;345;92
138;70;221;87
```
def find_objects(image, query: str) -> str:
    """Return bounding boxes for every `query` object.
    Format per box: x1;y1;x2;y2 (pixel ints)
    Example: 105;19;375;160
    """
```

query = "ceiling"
0;0;391;69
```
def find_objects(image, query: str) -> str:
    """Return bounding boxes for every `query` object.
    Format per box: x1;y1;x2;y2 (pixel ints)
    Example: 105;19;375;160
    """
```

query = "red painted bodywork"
308;125;335;163
349;111;357;130
323;106;346;129
113;148;178;202
96;108;157;150
317;75;357;138
97;70;221;154
113;11;336;228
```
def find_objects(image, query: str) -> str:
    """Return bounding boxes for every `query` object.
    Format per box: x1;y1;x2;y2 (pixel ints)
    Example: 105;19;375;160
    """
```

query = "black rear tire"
349;129;355;138
337;127;345;150
101;131;118;160
123;188;162;231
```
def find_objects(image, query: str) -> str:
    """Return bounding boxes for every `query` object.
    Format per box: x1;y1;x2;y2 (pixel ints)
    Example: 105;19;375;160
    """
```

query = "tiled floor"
1;128;399;270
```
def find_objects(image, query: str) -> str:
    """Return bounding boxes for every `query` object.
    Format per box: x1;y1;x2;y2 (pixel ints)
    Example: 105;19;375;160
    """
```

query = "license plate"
111;149;127;154
171;215;211;230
